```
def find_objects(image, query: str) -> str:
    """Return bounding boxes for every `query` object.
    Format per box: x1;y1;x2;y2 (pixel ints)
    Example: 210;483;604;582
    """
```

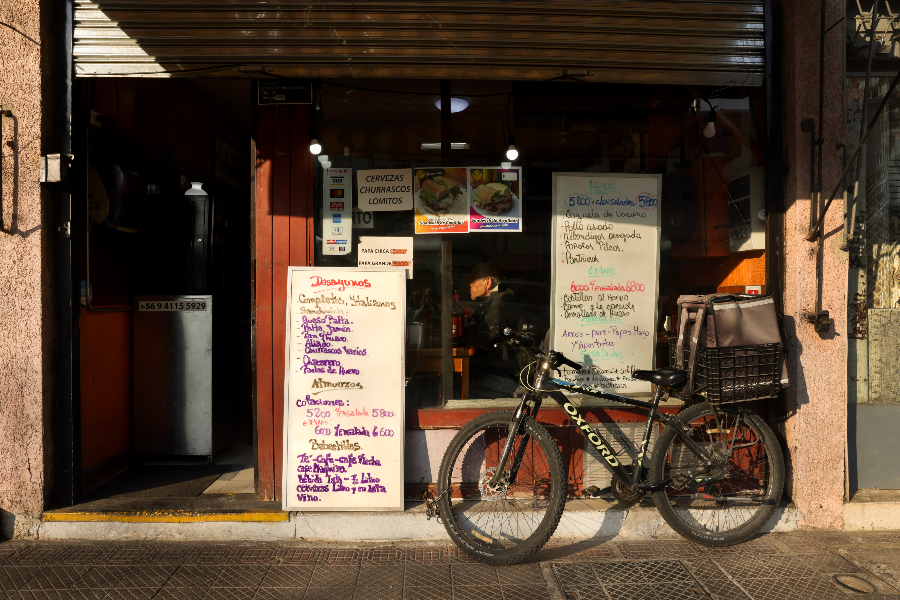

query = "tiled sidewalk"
0;532;898;599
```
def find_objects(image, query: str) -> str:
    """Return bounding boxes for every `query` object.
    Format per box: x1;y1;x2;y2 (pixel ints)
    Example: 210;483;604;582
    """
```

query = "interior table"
407;346;477;400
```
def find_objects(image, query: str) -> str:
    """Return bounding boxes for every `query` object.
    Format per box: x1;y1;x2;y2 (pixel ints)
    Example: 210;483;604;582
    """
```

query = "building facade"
1;0;884;540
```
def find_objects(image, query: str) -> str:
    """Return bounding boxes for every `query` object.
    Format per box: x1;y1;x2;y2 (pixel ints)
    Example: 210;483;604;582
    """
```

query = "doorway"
73;78;256;507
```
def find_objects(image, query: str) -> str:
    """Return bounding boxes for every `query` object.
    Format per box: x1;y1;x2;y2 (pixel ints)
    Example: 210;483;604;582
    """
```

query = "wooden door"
254;104;315;501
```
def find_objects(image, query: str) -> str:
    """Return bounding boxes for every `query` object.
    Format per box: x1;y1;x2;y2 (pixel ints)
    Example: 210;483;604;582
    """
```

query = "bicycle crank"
610;465;645;506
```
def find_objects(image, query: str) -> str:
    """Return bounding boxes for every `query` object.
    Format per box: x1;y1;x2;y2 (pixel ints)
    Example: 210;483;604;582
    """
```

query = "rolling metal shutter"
74;1;765;86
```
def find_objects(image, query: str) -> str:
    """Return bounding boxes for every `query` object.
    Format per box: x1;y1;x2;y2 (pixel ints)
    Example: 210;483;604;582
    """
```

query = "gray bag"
709;296;781;348
675;294;787;397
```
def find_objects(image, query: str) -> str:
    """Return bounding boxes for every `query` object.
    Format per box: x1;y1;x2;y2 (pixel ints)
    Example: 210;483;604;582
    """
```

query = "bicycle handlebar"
497;329;582;371
552;351;582;371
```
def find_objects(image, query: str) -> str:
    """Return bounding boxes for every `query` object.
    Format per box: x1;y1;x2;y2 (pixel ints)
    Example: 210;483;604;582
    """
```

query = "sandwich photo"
419;176;462;215
474;182;514;214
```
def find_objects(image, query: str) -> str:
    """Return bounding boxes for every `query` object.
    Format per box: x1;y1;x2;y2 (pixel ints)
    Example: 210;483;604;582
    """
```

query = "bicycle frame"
491;357;727;494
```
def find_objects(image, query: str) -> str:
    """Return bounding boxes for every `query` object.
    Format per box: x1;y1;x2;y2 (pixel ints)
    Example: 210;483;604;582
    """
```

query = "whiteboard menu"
551;174;662;395
283;267;405;511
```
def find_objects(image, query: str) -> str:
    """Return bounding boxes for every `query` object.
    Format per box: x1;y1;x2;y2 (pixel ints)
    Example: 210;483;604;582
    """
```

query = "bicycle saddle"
631;367;687;387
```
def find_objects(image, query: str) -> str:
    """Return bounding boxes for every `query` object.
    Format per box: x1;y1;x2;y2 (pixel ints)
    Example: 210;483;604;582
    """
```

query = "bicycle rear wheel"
649;402;784;546
437;410;566;565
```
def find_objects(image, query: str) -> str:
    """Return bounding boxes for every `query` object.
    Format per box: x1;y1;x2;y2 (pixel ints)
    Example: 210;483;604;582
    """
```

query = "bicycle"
434;328;785;565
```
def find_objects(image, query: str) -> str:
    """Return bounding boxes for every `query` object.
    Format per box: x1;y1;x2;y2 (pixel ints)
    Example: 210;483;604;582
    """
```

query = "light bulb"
309;139;322;155
703;107;717;138
435;98;469;113
506;145;518;161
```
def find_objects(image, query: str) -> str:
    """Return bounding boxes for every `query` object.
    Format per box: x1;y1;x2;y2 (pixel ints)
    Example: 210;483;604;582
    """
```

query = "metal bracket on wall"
804;309;834;333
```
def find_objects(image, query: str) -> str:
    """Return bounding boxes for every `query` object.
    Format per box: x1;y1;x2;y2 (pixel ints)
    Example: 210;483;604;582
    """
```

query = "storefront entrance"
73;78;256;505
65;1;772;511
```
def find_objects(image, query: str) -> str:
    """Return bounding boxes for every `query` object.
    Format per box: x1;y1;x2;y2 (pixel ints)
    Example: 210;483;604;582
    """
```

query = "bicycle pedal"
581;485;611;498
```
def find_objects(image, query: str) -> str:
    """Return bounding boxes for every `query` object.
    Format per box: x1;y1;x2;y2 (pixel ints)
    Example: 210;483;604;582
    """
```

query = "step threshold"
42;494;287;524
43;510;288;523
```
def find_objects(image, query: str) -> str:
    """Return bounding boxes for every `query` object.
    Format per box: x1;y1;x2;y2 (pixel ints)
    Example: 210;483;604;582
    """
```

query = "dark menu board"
258;79;313;105
551;173;661;395
282;268;405;511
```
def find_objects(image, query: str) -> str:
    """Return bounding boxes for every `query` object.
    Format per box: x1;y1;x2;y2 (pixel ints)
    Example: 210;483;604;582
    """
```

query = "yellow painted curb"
42;512;289;523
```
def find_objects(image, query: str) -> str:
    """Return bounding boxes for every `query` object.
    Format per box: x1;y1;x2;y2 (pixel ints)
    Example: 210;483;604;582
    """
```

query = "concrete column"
0;0;48;538
780;0;848;528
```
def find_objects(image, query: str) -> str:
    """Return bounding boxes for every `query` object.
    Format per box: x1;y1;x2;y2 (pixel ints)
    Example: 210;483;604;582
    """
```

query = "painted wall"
0;0;47;538
780;0;848;528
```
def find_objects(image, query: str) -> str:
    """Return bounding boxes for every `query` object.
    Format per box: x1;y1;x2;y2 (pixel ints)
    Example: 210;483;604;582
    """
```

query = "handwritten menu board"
551;174;661;395
282;268;405;511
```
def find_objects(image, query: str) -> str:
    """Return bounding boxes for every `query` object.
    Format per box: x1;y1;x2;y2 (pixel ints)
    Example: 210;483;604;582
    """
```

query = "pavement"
1;531;899;599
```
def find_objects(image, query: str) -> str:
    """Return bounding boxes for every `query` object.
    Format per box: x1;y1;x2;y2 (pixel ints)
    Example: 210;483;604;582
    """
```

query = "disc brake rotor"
479;467;510;502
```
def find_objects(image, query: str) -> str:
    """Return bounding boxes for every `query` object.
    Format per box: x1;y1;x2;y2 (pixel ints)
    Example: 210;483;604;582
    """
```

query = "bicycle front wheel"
649;402;784;546
437;410;566;565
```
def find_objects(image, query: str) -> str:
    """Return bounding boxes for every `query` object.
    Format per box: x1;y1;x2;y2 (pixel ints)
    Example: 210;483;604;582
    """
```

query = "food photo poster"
467;167;522;233
413;167;469;234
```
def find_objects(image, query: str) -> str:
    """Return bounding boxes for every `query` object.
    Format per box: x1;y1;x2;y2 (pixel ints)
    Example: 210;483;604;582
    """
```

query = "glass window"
313;80;767;409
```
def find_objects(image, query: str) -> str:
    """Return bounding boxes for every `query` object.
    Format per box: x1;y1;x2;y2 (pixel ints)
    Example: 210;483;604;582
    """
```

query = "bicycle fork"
487;391;542;490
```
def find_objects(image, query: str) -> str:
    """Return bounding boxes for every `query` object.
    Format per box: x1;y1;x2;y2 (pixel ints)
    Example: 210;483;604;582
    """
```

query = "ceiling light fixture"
434;98;469;113
421;142;470;150
703;106;717;138
309;138;322;155
506;134;518;161
692;97;717;139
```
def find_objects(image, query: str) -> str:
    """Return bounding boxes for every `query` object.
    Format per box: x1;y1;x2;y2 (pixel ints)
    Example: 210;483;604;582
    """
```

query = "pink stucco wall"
780;0;848;528
0;0;47;537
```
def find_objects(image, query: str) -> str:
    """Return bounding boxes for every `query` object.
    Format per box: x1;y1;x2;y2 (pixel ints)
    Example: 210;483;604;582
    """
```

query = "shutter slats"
73;0;765;85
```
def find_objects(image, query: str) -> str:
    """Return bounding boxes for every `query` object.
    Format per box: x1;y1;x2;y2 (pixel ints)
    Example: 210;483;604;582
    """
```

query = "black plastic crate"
667;338;781;403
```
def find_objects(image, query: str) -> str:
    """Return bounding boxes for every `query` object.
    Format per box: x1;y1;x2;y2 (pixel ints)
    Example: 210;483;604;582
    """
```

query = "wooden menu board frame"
550;173;662;396
282;267;406;511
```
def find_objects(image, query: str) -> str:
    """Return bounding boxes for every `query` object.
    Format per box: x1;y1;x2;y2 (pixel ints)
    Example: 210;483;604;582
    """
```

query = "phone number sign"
138;301;208;311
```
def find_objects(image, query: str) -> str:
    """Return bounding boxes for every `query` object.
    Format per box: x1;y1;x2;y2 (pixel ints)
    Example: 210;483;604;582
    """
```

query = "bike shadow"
520;496;650;563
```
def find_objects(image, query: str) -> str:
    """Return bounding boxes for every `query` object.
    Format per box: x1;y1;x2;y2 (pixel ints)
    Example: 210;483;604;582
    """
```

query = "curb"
38;501;802;542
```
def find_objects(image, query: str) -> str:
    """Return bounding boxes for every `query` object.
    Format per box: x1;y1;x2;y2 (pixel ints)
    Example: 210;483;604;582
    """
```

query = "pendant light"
703;106;717;138
506;134;518;161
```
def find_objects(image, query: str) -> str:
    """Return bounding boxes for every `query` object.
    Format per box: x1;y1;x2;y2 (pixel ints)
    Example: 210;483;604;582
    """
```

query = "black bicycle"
434;328;784;565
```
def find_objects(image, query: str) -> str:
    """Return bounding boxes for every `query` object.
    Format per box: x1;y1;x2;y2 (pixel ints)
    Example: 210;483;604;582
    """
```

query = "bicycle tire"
649;402;784;546
437;410;566;565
